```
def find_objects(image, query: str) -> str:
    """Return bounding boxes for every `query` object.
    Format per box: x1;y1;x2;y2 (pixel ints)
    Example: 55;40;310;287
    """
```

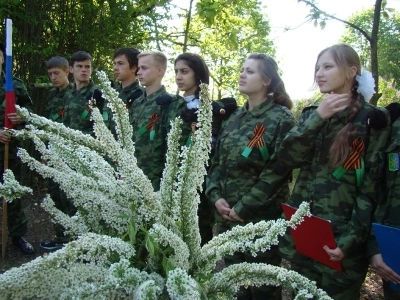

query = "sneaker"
12;237;35;255
40;240;65;251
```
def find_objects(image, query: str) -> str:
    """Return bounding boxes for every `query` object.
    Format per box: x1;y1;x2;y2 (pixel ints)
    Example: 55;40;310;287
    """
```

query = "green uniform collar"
116;79;140;93
238;97;275;118
73;80;95;94
143;86;167;103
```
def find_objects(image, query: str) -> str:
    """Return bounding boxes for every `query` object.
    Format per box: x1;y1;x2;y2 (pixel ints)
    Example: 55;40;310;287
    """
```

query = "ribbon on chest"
138;113;159;141
332;136;365;187
241;123;269;161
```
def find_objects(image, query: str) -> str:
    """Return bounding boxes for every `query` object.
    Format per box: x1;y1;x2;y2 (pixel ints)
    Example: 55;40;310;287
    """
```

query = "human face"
174;60;197;96
238;59;269;97
48;67;69;89
315;51;355;94
114;55;136;83
70;59;92;84
137;55;162;87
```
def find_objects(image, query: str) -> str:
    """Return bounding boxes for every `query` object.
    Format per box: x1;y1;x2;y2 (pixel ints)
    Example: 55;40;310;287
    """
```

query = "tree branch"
299;0;372;43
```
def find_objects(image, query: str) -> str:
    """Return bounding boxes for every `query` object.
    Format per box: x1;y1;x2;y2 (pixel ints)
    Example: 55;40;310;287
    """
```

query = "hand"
371;254;400;284
316;93;351;120
229;208;244;223
7;113;23;125
215;198;234;221
323;245;345;261
0;130;11;144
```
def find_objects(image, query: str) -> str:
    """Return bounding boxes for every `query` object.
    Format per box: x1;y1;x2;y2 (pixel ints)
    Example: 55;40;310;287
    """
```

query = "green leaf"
145;234;155;256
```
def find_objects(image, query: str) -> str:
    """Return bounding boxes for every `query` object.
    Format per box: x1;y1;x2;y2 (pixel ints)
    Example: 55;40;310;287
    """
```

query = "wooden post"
2;143;9;258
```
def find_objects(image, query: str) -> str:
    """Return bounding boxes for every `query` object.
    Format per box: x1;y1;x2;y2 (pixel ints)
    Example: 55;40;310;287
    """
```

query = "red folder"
282;203;342;272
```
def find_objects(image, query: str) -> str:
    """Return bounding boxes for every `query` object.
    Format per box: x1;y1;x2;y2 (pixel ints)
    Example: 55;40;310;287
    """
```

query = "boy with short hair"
130;51;186;190
113;47;143;107
43;56;71;122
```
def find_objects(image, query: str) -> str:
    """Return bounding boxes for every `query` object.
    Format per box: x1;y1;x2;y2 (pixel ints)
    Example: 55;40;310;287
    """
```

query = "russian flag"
4;18;16;129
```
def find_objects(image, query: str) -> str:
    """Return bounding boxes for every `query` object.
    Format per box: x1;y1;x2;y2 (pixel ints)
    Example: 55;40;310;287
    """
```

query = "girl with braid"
277;44;390;299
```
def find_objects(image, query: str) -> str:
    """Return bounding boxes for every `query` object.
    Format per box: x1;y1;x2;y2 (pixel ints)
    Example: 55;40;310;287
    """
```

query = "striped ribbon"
241;123;269;161
332;137;365;187
138;113;159;140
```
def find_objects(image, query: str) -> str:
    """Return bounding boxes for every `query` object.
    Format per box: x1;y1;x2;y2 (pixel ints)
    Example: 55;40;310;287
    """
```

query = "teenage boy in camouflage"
130;51;186;191
40;51;107;251
0;43;34;254
43;56;72;123
113;48;143;109
63;51;108;135
40;56;74;251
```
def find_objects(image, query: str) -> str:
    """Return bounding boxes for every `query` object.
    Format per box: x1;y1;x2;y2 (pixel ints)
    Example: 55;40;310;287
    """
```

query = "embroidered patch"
388;153;399;171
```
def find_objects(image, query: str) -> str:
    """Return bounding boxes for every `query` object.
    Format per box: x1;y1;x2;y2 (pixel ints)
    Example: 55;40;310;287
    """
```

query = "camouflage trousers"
383;280;400;300
217;222;282;300
48;181;76;243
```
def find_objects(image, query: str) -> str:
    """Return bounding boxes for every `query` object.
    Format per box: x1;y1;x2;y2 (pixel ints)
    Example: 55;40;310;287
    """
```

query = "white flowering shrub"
0;71;332;299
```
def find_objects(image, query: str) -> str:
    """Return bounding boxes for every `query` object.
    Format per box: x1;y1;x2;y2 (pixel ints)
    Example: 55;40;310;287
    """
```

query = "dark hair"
46;56;69;70
315;44;362;168
0;43;4;55
174;53;210;98
247;53;292;110
114;48;140;69
70;51;92;67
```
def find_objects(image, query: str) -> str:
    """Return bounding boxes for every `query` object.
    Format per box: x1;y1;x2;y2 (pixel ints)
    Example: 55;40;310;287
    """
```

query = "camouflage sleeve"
366;115;398;257
205;138;223;204
338;112;390;254
276;108;327;170
232;115;296;219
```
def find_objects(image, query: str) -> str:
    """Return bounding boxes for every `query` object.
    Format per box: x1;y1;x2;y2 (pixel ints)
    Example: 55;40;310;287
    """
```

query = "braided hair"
315;44;362;168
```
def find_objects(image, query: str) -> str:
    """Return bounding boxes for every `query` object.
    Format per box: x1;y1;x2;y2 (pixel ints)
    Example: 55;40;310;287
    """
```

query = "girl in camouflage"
174;53;237;246
278;43;390;299
206;53;296;300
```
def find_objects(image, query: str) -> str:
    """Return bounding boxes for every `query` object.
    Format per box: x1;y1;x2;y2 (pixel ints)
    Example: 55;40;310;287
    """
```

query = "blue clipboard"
372;223;400;291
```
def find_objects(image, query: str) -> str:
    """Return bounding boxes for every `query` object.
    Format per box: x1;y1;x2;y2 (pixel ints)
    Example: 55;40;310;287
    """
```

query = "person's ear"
350;66;357;79
263;78;272;87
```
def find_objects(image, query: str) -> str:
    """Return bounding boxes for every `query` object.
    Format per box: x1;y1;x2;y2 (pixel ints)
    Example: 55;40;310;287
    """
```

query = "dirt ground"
0;188;385;299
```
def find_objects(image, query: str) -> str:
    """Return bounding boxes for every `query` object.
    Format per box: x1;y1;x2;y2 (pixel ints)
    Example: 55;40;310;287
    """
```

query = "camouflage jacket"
62;80;107;135
115;80;144;106
181;97;238;160
129;86;186;190
278;99;389;261
43;83;73;122
367;116;400;257
0;72;33;161
206;99;296;223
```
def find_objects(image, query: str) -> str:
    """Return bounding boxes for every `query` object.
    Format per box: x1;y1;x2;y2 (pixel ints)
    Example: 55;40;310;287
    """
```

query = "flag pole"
2;18;14;259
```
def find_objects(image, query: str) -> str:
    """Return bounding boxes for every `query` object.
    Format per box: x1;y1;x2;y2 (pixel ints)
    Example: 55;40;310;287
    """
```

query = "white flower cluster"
206;262;332;300
0;169;32;201
166;268;201;300
0;72;330;300
198;202;311;275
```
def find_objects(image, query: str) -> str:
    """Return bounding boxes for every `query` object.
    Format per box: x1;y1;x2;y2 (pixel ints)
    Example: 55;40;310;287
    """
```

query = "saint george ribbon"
241;123;269;161
138;113;159;141
332;137;365;187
